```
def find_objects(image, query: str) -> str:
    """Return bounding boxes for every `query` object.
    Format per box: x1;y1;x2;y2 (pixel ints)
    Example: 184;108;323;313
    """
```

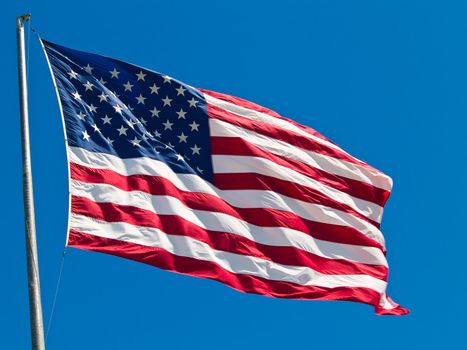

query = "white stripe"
212;155;383;223
209;118;393;191
203;92;347;153
69;146;386;246
219;189;384;245
378;294;400;310
70;180;388;267
204;91;393;191
70;213;388;292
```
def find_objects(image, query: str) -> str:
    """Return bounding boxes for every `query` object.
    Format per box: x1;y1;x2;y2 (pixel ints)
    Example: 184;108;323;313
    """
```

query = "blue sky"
2;0;466;349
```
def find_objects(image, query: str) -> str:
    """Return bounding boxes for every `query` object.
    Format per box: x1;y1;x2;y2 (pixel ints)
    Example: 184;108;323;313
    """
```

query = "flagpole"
16;14;46;350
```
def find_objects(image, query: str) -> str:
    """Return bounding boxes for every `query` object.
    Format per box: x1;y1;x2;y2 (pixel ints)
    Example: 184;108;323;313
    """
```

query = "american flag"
42;40;408;315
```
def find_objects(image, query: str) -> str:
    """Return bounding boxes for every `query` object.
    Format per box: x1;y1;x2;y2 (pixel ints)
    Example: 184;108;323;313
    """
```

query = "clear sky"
2;1;465;349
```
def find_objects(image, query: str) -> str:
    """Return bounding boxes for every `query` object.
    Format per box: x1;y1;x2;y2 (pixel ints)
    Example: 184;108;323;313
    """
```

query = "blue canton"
43;40;213;181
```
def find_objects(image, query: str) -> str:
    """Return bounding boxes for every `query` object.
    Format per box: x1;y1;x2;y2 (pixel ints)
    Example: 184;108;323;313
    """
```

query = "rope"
30;25;40;41
26;19;31;80
45;249;67;343
24;22;68;342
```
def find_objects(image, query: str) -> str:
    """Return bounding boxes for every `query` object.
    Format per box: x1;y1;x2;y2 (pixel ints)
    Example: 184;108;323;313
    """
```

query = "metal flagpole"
16;14;46;350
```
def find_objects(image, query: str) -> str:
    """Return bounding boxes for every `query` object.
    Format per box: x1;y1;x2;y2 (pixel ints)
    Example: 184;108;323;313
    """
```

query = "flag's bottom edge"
67;229;409;316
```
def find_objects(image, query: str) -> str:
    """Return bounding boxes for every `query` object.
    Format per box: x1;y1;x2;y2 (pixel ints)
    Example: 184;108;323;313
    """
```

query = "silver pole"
16;14;46;350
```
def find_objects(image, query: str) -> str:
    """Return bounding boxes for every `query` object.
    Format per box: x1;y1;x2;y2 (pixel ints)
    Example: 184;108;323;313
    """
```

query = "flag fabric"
41;39;408;315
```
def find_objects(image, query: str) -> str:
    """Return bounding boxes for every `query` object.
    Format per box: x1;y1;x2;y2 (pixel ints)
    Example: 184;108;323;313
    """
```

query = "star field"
43;40;214;181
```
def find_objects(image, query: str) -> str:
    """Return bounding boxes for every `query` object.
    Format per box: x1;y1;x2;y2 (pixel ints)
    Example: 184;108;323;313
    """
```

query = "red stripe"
214;172;380;228
71;195;388;280
204;94;369;168
67;230;408;315
201;89;339;148
211;136;390;206
71;162;384;250
202;89;392;184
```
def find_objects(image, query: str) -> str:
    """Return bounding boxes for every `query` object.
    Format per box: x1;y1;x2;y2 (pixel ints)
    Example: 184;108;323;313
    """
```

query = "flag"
41;39;408;315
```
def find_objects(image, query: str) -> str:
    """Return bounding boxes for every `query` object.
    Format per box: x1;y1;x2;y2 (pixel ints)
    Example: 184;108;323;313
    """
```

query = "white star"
188;97;198;108
101;115;112;124
123;81;134;91
99;77;107;85
163;119;173;130
126;119;136;129
162;75;171;84
83;81;94;91
113;105;123;114
117;125;128;135
150;107;160;118
162;96;172;106
189;121;200;131
82;130;90;141
190;144;201;155
68;70;78;79
77;111;86;120
127;104;134;111
88;104;97;113
177;132;188;143
72;91;81;100
196;166;203;174
176;154;184;161
153;130;161;138
83;64;94;74
176;85;186;96
166;142;174;148
176;108;187;119
110;68;120;79
98;92;109;102
105;137;114;146
136;70;147;81
136;94;146;104
110;90;120;98
91;124;100;133
149;83;160;94
140;118;148;125
130;137;141;147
